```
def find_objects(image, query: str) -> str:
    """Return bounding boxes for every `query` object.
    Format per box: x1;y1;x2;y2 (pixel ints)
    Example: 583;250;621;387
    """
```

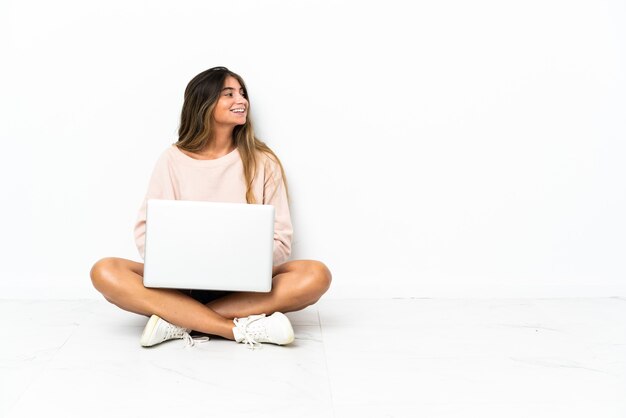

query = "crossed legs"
90;258;331;340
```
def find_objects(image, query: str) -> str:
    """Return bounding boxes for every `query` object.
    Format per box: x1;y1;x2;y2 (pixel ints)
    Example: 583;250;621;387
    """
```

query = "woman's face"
212;75;248;128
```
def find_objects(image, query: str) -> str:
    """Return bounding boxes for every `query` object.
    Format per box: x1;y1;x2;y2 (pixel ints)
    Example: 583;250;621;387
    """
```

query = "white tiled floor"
1;298;625;417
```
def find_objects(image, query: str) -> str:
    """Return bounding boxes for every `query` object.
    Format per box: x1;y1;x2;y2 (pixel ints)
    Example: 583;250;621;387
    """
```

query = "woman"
90;67;332;349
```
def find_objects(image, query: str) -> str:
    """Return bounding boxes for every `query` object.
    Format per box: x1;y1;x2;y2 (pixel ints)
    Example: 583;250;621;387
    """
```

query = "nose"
235;92;247;103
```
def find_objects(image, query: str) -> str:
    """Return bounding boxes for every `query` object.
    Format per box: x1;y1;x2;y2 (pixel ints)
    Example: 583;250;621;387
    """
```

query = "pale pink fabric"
134;145;293;265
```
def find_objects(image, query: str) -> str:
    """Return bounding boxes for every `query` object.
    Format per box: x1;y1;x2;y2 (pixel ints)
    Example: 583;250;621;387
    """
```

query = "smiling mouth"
231;108;246;114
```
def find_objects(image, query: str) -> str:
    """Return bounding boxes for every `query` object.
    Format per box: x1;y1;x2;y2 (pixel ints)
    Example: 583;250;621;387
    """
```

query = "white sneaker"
140;315;208;347
232;312;294;349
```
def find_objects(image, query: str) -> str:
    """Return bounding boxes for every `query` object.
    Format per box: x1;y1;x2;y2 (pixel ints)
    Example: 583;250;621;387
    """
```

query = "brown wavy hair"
175;67;288;204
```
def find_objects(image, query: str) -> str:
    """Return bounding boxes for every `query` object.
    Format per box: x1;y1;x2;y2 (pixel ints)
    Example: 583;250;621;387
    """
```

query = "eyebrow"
221;87;244;91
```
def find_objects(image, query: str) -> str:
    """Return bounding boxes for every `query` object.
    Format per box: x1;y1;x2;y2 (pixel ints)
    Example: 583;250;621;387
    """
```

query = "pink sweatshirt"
134;145;293;265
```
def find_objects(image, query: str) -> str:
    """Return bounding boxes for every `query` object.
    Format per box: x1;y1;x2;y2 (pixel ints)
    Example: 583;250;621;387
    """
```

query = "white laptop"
143;199;275;292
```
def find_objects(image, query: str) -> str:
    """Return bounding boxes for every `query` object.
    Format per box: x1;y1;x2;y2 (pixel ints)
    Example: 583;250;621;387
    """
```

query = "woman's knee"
299;260;332;302
90;257;125;296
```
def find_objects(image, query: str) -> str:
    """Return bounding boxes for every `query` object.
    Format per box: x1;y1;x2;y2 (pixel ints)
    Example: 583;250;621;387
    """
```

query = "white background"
1;0;624;299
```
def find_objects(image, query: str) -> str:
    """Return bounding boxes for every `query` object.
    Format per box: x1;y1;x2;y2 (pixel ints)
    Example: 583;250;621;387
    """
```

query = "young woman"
90;67;332;349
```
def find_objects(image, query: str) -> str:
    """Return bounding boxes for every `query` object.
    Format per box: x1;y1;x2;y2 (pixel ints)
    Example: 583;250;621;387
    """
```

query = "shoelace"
164;324;209;348
182;333;210;348
234;314;267;350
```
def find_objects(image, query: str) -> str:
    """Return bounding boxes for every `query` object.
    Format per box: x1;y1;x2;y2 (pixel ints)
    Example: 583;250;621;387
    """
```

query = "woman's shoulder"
255;148;276;162
148;145;177;167
165;143;185;159
146;144;180;169
255;149;281;171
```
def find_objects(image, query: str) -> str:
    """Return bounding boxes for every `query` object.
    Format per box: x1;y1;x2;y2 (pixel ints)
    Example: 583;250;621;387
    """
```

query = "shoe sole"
140;315;160;347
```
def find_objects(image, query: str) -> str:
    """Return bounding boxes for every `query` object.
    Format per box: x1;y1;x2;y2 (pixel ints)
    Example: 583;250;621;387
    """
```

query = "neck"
201;126;235;158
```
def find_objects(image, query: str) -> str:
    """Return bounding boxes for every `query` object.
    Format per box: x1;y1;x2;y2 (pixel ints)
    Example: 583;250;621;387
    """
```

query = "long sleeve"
263;157;293;265
133;151;177;259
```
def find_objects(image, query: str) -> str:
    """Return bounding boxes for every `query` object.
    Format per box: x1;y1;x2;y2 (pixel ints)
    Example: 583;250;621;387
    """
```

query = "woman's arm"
133;150;177;259
263;157;293;265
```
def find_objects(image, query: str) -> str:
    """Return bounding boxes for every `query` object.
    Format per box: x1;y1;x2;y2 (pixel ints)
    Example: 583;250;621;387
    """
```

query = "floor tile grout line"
6;322;79;417
317;307;336;418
